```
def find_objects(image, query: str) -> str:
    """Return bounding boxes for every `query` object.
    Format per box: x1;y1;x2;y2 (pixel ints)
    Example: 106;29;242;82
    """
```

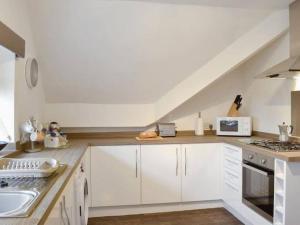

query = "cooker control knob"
248;155;254;160
261;159;267;164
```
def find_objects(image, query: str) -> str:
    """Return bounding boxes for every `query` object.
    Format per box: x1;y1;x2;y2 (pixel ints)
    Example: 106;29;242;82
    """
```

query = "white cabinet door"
64;177;75;225
45;178;75;225
222;144;242;211
44;195;63;225
84;147;92;207
141;144;181;204
91;145;141;207
182;143;222;202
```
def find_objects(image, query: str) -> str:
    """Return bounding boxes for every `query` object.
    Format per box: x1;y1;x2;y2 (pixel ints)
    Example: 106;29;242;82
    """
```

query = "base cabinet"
222;144;272;225
222;144;242;211
44;177;75;225
141;144;181;204
90;143;222;206
44;195;63;225
45;151;89;225
182;143;222;202
91;146;141;207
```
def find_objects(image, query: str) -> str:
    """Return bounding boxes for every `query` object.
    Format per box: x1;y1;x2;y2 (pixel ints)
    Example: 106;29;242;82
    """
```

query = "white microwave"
216;117;252;136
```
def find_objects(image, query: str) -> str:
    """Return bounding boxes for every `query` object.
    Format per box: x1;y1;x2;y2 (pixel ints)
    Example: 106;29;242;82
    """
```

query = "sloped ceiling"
27;0;278;104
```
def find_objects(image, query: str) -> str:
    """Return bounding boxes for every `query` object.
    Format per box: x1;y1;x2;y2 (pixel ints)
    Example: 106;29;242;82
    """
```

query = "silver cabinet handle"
135;149;138;178
176;148;178;176
62;196;70;225
185;148;187;176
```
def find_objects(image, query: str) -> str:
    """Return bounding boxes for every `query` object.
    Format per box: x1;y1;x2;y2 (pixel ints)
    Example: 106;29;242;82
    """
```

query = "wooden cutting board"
135;136;164;141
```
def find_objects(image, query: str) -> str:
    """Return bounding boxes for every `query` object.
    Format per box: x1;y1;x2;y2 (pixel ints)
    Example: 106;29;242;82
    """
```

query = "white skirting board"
223;203;251;225
89;200;223;218
224;202;272;225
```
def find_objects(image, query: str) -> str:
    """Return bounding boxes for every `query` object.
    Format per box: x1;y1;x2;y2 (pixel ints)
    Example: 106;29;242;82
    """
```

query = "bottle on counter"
195;112;204;136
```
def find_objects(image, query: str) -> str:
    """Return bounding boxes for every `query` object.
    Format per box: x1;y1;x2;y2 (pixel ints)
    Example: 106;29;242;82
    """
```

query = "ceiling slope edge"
45;10;289;128
153;9;289;123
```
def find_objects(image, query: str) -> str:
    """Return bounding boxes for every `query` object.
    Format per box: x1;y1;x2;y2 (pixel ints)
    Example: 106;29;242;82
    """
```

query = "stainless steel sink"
0;164;67;217
0;190;39;217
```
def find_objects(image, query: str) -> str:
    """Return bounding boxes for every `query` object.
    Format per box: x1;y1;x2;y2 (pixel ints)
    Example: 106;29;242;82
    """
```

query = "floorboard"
88;208;244;225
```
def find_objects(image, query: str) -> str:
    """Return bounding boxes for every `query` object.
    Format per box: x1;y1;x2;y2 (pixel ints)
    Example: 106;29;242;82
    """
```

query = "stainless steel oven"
242;149;274;222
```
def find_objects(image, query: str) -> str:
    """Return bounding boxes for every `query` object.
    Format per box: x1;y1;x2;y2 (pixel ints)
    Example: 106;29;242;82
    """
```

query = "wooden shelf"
274;159;286;225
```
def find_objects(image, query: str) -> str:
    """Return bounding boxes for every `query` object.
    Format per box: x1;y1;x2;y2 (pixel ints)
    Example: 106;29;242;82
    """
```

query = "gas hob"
250;140;300;152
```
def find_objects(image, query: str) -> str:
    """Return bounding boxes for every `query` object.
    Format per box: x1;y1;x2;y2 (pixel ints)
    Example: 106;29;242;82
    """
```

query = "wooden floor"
88;208;243;225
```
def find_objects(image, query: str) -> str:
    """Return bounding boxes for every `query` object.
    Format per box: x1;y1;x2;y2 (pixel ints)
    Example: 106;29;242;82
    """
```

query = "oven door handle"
242;163;271;176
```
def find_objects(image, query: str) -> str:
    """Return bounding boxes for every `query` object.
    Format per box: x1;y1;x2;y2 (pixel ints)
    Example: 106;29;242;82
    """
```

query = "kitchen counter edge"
85;135;300;162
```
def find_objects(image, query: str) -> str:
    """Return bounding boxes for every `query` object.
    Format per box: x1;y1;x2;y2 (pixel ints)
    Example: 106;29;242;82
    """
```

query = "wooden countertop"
0;140;88;225
1;134;300;225
85;135;300;162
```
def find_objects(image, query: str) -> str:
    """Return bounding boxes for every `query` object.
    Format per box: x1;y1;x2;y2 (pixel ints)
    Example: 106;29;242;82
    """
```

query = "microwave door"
220;120;238;132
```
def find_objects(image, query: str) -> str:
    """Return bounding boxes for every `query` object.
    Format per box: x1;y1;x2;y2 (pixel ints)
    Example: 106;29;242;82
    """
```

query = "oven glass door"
242;162;274;222
220;120;239;132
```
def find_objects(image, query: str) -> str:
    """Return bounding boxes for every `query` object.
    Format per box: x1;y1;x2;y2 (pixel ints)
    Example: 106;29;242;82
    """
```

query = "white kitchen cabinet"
85;147;92;207
181;143;222;202
273;159;300;225
44;150;90;225
222;144;242;212
44;194;63;225
63;177;75;225
141;144;181;204
222;144;272;225
44;177;74;225
91;145;141;207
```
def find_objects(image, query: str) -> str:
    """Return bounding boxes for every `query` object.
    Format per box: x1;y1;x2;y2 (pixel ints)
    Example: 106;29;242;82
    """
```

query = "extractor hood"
265;0;300;79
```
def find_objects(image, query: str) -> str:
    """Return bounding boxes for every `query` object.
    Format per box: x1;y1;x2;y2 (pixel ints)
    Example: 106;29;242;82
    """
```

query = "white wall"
28;0;273;105
243;79;293;134
0;46;15;141
0;1;293;135
46;31;294;133
155;9;288;121
165;32;293;134
41;9;288;129
241;32;293;134
170;102;232;131
44;103;155;128
0;0;46;141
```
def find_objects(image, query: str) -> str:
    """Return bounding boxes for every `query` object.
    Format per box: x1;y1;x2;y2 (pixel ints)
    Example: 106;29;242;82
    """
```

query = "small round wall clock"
25;58;39;89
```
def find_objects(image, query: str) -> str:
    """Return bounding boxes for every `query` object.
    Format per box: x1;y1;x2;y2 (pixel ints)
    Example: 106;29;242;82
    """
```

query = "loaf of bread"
139;131;158;139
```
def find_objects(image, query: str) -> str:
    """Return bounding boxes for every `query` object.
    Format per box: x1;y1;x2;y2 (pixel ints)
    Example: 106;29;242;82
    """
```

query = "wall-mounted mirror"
25;58;39;89
292;91;300;137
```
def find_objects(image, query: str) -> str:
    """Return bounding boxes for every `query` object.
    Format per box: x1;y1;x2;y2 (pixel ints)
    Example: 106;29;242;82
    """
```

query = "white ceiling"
28;0;280;104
